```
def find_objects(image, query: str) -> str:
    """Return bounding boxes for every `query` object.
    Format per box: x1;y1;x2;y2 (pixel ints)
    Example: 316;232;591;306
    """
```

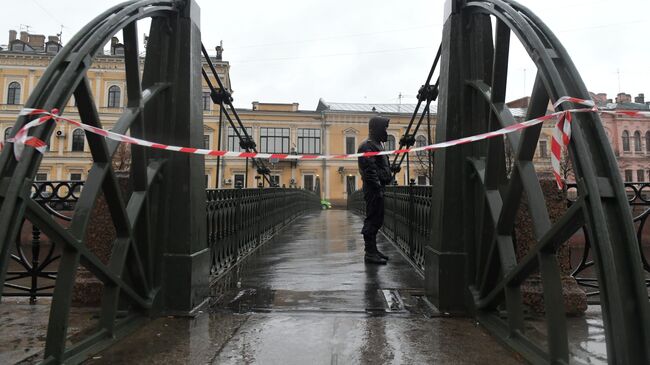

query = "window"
646;132;650;153
539;140;548;158
227;127;252;152
270;175;280;187
346;175;356;193
622;130;630;152
624;169;633;182
297;128;321;154
4;127;12;142
234;174;245;188
203;135;210;149
260;127;290;154
7;82;21;105
415;135;427;156
205;175;209;188
387;135;396;151
634;131;642;152
70;173;82;181
107;85;121;108
637;170;645;182
304;174;314;191
417;175;428;185
10;43;24;52
71;129;85;151
202;92;211;111
345;136;356;155
35;173;48;181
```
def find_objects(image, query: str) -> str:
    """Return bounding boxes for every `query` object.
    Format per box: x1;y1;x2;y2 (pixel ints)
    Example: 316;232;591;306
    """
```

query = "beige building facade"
0;29;433;207
4;29;596;206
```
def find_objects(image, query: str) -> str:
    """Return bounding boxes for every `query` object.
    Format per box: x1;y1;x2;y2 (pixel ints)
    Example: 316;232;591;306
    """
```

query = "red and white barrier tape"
1;97;647;189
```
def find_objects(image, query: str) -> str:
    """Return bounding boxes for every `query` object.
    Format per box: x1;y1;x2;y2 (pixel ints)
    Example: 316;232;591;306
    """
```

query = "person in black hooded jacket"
357;116;392;264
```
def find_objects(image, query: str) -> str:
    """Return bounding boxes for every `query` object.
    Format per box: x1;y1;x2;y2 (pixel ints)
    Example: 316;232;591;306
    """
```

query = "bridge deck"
88;210;522;364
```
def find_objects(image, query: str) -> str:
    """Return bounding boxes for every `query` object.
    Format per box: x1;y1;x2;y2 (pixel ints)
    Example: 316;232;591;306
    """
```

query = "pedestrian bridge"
2;207;615;364
1;0;650;364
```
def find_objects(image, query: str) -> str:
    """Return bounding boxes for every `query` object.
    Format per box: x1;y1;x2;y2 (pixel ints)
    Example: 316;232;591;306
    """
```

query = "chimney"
28;34;45;50
48;35;59;43
616;92;632;104
19;31;28;42
9;30;16;42
215;41;223;61
635;93;645;104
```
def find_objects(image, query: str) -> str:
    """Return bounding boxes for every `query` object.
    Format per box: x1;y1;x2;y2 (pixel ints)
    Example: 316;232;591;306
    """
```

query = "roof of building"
603;102;650;111
317;98;437;115
509;108;528;118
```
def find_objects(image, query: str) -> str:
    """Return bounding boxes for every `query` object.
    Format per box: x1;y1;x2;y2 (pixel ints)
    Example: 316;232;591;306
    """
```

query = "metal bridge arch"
0;0;647;364
0;0;209;362
428;0;650;363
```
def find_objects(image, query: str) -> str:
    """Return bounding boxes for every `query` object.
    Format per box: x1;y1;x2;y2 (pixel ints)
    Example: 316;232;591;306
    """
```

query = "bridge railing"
567;182;650;300
2;180;83;303
207;187;320;279
348;185;432;271
3;183;320;301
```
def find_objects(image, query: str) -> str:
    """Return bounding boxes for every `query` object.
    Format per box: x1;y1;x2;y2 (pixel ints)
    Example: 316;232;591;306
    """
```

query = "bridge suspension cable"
389;44;441;182
201;44;273;187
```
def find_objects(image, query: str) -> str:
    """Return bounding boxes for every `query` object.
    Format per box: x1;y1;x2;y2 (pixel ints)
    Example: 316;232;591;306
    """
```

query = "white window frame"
5;79;24;105
344;134;357;155
270;174;281;187
302;173;315;191
344;174;357;194
69;128;87;152
105;83;124;108
202;90;212;111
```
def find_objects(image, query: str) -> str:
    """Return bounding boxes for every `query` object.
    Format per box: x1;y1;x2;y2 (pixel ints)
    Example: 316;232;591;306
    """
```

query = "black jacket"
358;139;392;189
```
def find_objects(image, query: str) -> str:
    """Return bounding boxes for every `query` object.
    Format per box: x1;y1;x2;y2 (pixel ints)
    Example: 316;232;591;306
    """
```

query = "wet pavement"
85;210;524;364
0;297;97;364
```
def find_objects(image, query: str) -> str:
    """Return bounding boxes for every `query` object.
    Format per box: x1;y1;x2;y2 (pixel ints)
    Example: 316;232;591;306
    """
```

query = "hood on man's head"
369;116;390;142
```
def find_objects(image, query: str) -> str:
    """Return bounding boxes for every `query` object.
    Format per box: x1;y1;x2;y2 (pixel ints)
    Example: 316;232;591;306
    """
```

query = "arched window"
645;132;650;153
7;82;21;105
71;129;85;152
107;85;121;108
386;135;396;151
415;135;427;156
4;127;12;142
634;131;642;152
622;130;630;152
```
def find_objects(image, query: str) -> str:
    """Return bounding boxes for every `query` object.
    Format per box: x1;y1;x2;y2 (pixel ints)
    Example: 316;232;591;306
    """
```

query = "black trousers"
361;187;384;250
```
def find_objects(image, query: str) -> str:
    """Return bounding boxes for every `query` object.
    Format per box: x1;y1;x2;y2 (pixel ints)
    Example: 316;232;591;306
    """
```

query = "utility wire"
227;23;439;50
232;46;432;64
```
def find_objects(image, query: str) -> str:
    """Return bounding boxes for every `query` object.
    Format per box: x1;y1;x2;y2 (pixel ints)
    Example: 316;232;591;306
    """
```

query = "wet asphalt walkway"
87;210;522;364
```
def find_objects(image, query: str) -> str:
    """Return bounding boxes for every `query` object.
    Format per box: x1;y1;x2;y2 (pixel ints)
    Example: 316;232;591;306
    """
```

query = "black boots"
363;233;388;264
364;251;387;265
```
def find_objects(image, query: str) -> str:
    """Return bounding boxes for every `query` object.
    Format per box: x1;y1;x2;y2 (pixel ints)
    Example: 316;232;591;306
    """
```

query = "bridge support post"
157;0;209;315
425;0;470;313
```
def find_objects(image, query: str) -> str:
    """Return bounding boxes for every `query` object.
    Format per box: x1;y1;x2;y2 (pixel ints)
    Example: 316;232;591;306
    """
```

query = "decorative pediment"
343;127;359;135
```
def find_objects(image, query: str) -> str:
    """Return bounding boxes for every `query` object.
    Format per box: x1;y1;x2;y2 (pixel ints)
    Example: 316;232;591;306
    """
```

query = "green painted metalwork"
349;186;431;273
567;182;650;302
2;181;83;303
350;0;650;363
207;188;320;279
0;1;200;363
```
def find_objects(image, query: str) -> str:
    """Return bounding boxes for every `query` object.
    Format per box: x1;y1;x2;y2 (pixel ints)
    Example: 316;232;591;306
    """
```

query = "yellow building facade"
1;30;557;207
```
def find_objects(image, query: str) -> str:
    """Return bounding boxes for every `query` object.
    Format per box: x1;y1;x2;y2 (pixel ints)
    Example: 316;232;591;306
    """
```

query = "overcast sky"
1;0;648;110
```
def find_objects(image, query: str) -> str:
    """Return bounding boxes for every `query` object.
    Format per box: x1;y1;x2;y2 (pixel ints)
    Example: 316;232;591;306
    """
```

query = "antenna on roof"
19;24;31;33
398;92;403;112
57;25;64;44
